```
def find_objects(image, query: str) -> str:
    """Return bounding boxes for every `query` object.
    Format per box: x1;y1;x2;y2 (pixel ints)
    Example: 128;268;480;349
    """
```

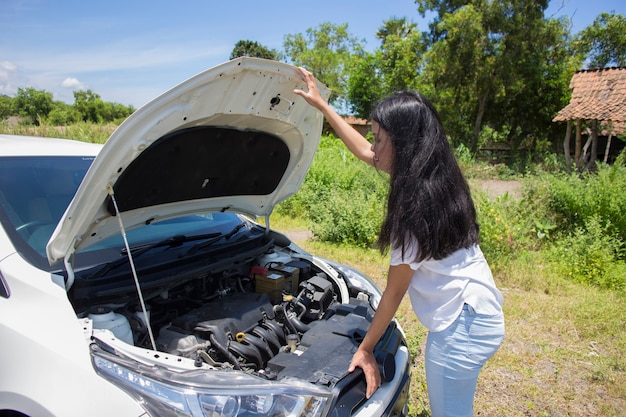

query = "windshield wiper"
88;232;222;278
184;223;246;256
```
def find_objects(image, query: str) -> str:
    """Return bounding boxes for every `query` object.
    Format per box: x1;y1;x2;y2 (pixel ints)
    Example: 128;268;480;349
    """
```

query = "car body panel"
0;253;145;416
47;57;330;265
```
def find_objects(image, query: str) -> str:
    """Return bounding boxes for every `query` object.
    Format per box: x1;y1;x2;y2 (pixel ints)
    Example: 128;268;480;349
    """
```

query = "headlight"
92;351;331;417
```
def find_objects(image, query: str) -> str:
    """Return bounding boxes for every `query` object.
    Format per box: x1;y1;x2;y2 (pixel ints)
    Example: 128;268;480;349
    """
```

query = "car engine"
75;243;400;387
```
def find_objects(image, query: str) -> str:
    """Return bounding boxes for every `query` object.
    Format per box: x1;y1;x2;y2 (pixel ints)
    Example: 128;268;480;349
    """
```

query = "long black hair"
371;91;479;261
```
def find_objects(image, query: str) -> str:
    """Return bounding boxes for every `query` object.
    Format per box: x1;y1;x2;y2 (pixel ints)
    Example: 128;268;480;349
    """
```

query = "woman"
294;68;505;417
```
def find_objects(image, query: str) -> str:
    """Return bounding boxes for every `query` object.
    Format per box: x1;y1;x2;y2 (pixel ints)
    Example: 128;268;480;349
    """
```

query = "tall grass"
0;121;116;143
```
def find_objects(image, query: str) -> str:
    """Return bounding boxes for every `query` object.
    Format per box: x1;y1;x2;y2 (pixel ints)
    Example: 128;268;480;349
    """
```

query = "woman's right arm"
293;67;375;166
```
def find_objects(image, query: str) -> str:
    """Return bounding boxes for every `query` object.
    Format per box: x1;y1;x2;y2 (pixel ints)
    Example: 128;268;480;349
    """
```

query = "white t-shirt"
390;242;503;332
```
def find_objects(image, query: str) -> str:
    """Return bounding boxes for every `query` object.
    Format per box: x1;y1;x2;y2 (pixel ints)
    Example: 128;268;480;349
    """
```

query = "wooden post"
575;119;582;171
563;120;572;171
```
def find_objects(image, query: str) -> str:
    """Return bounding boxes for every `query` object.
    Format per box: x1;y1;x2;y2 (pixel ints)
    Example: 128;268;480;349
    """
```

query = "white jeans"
425;304;505;417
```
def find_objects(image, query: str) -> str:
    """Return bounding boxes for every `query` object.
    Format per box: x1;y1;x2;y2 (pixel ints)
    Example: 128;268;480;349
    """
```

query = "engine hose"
290;315;310;333
279;305;300;341
228;340;263;369
209;333;241;370
295;301;308;320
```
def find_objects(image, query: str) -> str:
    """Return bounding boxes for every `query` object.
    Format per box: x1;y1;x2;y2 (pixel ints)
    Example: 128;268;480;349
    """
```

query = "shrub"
276;134;388;247
308;186;384;248
539;159;626;242
549;216;626;290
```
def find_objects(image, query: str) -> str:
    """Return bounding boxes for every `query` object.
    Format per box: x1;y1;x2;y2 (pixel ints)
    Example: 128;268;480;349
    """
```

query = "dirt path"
472;179;522;199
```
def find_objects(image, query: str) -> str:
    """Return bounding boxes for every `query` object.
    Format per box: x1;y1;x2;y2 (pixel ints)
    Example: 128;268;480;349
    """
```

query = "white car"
0;58;410;417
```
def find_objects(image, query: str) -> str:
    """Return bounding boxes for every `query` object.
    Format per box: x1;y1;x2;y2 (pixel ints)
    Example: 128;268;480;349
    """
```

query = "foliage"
73;89;134;124
549;216;625;290
535;156;626;242
347;18;425;118
230;40;280;60
46;101;80;125
276;135;388;248
0;95;13;119
283;22;365;107
12;87;54;125
346;52;385;118
418;0;579;153
574;12;626;68
1;88;134;126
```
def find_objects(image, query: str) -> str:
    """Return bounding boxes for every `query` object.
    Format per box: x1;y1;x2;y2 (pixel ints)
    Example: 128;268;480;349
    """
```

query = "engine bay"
73;237;399;389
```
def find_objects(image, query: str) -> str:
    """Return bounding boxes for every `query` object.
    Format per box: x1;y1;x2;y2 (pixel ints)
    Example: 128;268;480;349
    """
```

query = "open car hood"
47;58;329;264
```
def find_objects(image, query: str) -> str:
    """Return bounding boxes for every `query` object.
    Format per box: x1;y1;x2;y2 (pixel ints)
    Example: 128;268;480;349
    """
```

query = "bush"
549;216;626;290
539;158;626;242
276;134;388;247
309;186;384;248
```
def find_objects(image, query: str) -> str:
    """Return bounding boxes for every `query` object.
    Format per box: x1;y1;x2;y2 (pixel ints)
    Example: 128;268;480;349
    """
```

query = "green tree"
346;52;385;118
376;16;416;42
575;12;626;68
418;0;577;153
0;95;13;119
13;87;54;125
377;18;424;94
46;101;80;125
73;89;103;123
347;18;425;118
230;40;280;60
283;22;365;107
73;89;133;123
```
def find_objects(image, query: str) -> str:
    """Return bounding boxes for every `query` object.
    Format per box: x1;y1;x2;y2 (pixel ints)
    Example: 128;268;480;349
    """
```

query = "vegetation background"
2;1;626;415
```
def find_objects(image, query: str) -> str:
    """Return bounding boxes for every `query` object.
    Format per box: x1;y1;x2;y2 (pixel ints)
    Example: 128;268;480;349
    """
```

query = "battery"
255;271;286;302
272;264;300;294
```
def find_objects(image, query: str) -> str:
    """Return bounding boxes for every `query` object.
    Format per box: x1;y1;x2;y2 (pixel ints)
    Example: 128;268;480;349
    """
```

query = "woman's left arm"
349;263;414;398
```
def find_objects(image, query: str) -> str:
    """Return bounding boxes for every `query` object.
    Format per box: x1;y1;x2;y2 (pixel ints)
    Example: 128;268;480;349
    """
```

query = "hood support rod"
107;184;157;351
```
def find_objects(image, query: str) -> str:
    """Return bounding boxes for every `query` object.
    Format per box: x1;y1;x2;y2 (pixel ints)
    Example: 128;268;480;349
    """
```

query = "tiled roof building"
553;67;626;135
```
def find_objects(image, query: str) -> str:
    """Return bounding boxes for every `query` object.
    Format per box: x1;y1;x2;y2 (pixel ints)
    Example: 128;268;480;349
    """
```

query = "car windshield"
0;156;93;257
0;155;246;270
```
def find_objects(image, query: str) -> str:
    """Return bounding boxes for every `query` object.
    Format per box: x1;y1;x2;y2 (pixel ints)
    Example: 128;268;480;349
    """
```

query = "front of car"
0;58;410;417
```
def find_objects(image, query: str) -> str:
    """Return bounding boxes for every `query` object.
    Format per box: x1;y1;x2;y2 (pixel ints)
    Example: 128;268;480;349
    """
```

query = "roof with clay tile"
553;67;626;134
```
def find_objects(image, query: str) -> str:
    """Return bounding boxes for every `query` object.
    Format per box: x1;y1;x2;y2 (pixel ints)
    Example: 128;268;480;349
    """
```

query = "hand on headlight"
349;348;381;399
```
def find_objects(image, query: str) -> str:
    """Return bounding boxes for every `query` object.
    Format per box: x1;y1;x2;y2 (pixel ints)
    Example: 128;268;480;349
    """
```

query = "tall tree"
418;0;577;153
377;18;424;93
376;16;417;42
575;12;626;68
283;22;365;107
348;18;424;118
346;52;385;118
230;40;280;60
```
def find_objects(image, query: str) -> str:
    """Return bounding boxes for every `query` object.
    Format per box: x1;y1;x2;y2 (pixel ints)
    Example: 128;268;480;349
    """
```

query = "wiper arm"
185;223;246;256
89;232;221;278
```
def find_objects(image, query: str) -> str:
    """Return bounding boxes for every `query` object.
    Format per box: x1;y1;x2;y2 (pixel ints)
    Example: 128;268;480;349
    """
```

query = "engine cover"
266;301;374;386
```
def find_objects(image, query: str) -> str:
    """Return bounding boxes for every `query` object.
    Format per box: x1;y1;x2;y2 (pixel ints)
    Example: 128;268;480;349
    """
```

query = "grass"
0;121;116;143
269;213;626;417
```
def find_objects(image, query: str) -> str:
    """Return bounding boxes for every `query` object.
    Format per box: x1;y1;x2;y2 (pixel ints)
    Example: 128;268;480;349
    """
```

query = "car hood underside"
47;58;330;265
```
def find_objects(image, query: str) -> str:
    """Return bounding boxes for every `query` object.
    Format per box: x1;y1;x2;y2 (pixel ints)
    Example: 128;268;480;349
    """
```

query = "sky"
1;0;624;109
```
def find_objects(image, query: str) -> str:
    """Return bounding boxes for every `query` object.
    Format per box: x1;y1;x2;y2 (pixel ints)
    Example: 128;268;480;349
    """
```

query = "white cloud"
0;60;28;96
61;77;85;89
